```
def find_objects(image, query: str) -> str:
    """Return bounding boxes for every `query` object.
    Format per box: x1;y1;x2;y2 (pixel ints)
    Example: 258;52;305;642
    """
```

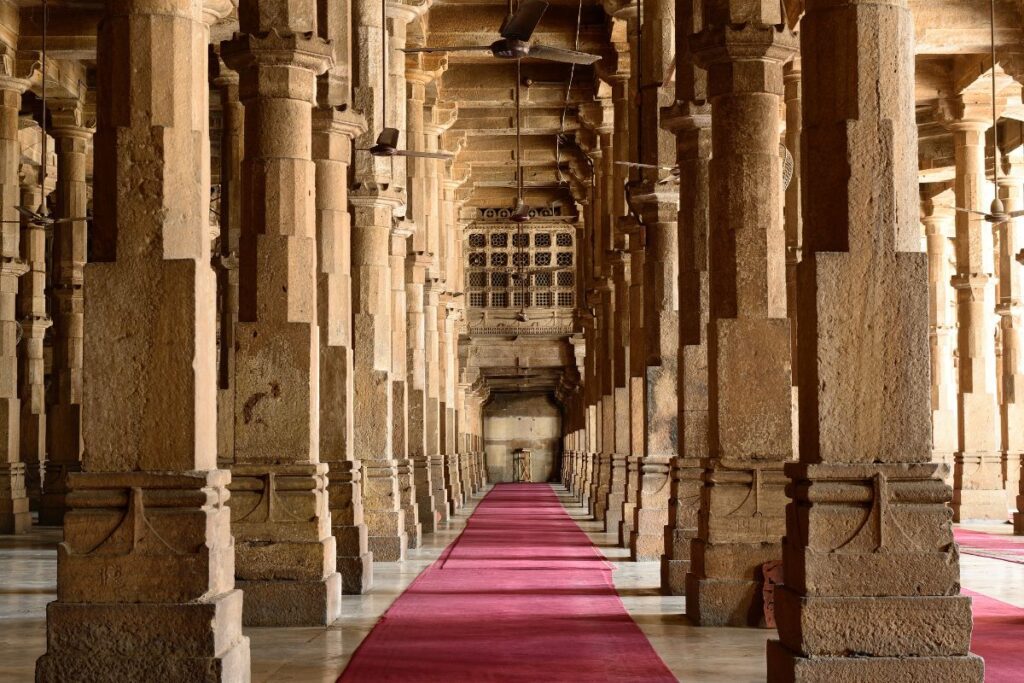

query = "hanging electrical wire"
555;0;584;184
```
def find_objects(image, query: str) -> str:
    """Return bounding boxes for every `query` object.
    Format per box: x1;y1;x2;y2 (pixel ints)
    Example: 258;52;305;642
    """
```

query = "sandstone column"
660;2;710;590
997;146;1024;516
921;192;959;478
685;3;796;625
41;102;91;525
350;0;408;560
944;100;1006;520
783;57;801;454
0;49;29;534
35;0;250;677
312;92;375;591
424;275;450;522
211;55;242;464
767;0;982;676
16;146;51;512
629;0;679;561
221;0;341;626
405;62;439;535
391;220;422;547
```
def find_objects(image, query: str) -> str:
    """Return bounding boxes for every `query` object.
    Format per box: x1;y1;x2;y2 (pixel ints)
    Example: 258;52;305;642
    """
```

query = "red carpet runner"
954;527;1024;566
966;590;1024;683
338;483;675;682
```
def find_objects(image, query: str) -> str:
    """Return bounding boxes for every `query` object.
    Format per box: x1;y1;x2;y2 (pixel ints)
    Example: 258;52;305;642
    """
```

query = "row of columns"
563;0;982;678
12;0;488;678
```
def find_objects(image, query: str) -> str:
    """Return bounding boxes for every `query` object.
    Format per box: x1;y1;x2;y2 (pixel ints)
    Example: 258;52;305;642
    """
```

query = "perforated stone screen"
466;221;577;312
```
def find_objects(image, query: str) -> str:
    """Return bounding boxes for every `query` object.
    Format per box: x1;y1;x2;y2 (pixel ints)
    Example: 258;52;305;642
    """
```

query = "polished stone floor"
1;486;1022;682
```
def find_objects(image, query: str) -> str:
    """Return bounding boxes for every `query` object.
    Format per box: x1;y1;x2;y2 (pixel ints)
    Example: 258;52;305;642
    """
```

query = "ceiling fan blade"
615;160;674;171
527;44;600;65
15;206;43;220
376;127;400;148
1006;209;1024;218
396;149;454;160
501;0;548;41
49;216;92;225
402;45;492;54
950;206;991;218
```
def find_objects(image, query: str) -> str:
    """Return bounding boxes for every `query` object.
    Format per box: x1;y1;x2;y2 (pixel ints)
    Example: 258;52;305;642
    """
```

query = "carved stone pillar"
686;4;797;625
391;221;421;548
997;149;1024;517
313;105;374;593
0;58;29;534
944;105;1006;520
921;193;958;479
660;2;710;593
221;0;340;626
35;0;250;677
211;55;242;465
767;0;982;676
41;105;91;525
16;144;51;513
783;56;801;455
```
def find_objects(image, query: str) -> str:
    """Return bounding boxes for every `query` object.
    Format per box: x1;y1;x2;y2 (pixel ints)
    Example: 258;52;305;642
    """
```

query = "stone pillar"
35;0;251;677
221;0;341;626
921;193;959;478
424;276;449;522
685;5;797;625
0;58;29;534
441;296;462;512
41;105;91;525
661;3;710;593
391;221;422;548
16;147;51;513
944;104;1006;520
767;0;983;676
628;0;679;561
350;0;408;561
783;57;801;456
312;104;375;593
997;149;1024;518
211;56;242;465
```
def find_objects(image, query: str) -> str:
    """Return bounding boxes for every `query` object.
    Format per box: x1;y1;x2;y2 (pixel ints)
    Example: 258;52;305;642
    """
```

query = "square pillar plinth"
686;460;788;626
769;463;984;681
35;471;250;682
229;464;341;627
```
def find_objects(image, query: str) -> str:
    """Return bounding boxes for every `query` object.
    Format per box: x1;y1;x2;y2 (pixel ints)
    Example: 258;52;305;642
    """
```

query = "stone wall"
483;394;562;483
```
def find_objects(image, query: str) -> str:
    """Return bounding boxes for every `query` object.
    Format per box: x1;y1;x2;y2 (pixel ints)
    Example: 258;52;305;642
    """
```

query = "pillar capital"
689;24;799;85
660;100;711;134
312;105;367;139
220;31;332;100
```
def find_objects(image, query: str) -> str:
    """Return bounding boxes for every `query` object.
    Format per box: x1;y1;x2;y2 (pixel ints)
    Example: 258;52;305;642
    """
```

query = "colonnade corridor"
5;0;1024;681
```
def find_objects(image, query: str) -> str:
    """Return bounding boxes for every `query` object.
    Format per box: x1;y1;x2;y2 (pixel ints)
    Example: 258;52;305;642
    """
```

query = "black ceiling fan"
403;0;600;66
614;144;794;189
358;0;454;161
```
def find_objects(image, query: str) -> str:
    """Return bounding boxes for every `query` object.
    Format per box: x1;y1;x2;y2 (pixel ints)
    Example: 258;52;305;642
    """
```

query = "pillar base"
953;488;1010;521
238;573;341;627
766;639;983;683
604;493;625;534
36;590;251;683
619;501;636;548
661;556;689;595
0;462;30;533
685;573;764;626
368;531;408;562
337;552;374;594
